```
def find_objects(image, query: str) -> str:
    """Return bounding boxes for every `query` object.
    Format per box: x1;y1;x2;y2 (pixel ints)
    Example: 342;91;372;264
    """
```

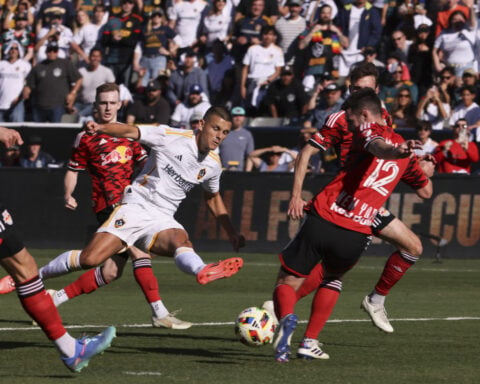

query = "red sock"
296;263;324;300
17;276;67;340
304;285;340;340
273;284;297;320
64;268;105;299
133;258;160;303
375;251;417;296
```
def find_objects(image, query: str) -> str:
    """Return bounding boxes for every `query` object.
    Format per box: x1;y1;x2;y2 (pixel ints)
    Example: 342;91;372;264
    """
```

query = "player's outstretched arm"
288;144;320;220
368;139;422;159
64;170;79;210
204;191;245;252
0;127;23;148
85;121;140;139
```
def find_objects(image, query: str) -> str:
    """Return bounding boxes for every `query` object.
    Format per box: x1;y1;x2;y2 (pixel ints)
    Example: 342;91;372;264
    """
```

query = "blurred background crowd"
0;0;479;174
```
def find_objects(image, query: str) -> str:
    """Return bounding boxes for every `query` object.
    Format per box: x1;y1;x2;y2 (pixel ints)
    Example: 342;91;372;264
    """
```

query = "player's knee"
101;268;122;283
400;237;423;257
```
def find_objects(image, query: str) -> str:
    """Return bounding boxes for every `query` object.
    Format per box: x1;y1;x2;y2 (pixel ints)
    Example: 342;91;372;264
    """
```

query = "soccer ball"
235;307;278;347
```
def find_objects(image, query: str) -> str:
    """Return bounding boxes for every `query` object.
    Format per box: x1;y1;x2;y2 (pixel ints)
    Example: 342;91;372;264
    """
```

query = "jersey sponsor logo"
197;168;206;180
2;209;13;226
100;145;133;166
100;138;108;145
114;219;125;228
163;164;195;192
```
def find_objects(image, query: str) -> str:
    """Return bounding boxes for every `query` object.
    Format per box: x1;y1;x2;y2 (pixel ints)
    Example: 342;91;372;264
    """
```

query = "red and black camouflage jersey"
309;108;392;167
309;122;428;235
68;131;148;213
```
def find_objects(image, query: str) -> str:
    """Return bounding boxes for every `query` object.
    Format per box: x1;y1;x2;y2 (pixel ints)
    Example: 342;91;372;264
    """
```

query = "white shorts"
97;202;184;252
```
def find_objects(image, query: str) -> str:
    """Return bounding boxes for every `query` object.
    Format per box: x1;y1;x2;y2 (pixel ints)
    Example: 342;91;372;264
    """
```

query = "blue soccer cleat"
273;314;298;363
62;326;116;372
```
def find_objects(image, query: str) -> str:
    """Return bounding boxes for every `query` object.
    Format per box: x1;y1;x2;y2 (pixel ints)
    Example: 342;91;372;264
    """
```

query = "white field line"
1;316;479;332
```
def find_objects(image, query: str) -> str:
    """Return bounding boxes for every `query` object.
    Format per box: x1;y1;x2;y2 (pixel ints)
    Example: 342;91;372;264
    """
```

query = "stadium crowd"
0;0;479;173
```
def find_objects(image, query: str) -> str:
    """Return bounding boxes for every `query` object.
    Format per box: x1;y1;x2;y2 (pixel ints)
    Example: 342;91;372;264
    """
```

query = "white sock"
369;290;386;305
151;300;169;318
39;250;83;280
52;289;69;307
174;247;206;276
54;333;77;358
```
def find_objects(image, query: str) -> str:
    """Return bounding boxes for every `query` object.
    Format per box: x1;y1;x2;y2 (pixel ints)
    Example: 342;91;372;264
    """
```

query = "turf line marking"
1;316;479;332
123;371;162;376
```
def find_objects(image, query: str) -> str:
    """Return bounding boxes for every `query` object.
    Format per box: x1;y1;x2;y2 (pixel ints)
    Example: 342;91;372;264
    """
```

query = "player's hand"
0;127;23;148
85;120;100;135
230;234;246;252
396;140;422;158
287;196;306;220
418;155;436;178
64;195;78;210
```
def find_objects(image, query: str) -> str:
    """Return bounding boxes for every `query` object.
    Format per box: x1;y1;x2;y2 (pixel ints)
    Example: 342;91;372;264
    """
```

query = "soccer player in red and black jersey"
272;89;434;362
285;63;433;336
0;126;115;372
42;83;192;329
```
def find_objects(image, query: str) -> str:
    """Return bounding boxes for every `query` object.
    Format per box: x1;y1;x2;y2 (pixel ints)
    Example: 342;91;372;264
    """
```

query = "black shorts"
371;208;396;235
279;213;372;277
0;204;25;259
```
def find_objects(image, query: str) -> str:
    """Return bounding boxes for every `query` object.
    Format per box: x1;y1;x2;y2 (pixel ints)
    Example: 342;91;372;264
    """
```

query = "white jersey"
168;0;207;48
0;59;31;109
122;125;222;215
243;43;285;81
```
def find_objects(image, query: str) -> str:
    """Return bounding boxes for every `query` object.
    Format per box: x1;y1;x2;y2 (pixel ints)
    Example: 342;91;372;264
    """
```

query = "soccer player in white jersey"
38;106;245;289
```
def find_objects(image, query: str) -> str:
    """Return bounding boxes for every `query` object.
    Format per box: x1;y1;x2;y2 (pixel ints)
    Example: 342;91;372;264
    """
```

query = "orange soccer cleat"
0;275;15;294
196;257;244;285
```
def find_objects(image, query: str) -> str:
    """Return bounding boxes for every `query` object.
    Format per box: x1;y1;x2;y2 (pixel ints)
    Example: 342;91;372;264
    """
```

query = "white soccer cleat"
297;338;330;360
152;311;193;330
361;295;394;333
261;300;278;325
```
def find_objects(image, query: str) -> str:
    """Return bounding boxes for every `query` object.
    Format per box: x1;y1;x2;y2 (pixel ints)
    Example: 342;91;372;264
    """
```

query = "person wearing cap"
126;78;171;125
298;4;347;79
306;81;344;128
133;8;177;87
0;41;31;122
246;144;297;172
100;0;143;86
263;65;309;121
168;0;207;49
1;10;35;63
36;0;76;32
219;106;255;171
170;83;212;129
19;135;56;168
461;68;480;103
23;39;82;122
35;11;76;62
169;48;209;103
2;2;34;30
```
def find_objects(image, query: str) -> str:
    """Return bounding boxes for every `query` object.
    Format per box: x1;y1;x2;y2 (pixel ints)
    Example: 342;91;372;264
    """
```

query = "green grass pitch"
1;251;479;384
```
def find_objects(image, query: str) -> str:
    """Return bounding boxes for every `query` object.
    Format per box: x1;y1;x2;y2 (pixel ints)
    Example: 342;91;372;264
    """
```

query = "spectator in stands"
235;0;279;24
336;0;382;78
353;46;385;71
389;29;413;64
460;68;480;103
416;84;451;131
231;0;272;64
0;145;21;167
433;117;479;174
19;135;56;168
391;87;417;129
169;49;209;104
168;0;207;50
246;144;297;172
2;1;34;31
240;25;284;115
207;40;234;104
134;8;177;87
274;0;306;66
1;11;35;63
449;85;480;128
408;23;435;96
433;8;477;78
35;11;76;62
23;40;82;122
298;4;348;81
197;0;233;56
262;65;309;123
126;79;171;125
291;121;324;173
170;84;211;129
75;48;116;121
438;66;458;105
0;41;31;122
212;67;238;109
100;0;143;86
188;111;203;131
35;0;76;32
219;106;255;171
302;0;338;25
414;120;438;156
71;9;102;66
435;0;472;37
306;82;344;128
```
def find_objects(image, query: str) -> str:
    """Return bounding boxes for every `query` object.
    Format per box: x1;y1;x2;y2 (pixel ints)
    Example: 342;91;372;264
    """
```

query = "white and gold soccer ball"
235;307;278;347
